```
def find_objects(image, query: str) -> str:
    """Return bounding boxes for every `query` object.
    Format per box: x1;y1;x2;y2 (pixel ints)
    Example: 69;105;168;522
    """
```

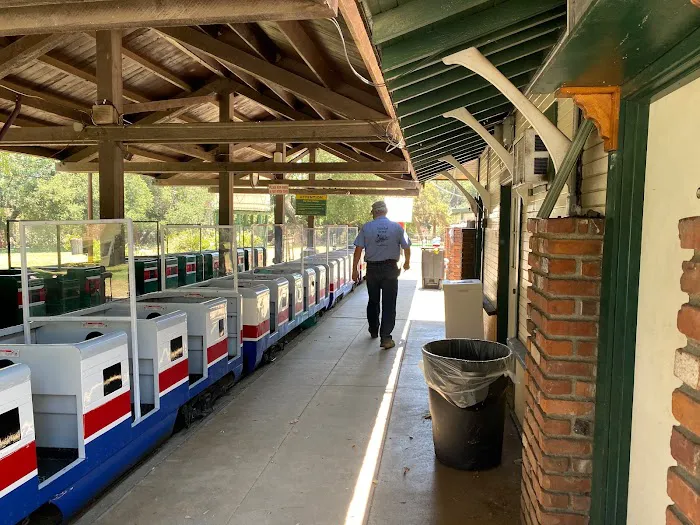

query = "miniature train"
0;227;358;525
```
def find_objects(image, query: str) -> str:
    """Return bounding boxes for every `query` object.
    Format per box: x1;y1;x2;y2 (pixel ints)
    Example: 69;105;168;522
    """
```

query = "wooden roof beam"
156;178;416;190
2;120;392;146
58;160;409;174
0;0;339;37
215;186;419;196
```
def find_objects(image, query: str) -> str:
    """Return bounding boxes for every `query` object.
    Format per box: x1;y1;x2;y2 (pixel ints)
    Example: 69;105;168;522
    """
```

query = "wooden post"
306;146;315;234
218;91;235;226
218;91;235;273
96;30;124;219
273;142;286;263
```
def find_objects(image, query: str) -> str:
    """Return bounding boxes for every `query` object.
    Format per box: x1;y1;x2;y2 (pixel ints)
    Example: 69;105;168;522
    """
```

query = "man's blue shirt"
354;216;411;262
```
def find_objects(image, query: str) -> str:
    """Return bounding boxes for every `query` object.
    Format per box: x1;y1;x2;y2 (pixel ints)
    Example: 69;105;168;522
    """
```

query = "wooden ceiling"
0;0;417;193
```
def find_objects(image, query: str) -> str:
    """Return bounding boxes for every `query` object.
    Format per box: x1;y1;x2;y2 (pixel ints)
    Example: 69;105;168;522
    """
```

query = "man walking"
352;201;411;349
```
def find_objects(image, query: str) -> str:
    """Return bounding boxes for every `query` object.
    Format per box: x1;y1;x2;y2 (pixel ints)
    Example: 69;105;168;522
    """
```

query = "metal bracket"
440;154;491;210
439;170;480;216
443;107;514;175
443;47;571;170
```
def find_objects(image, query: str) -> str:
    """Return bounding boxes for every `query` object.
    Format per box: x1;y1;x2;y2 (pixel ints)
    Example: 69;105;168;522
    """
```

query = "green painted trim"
590;27;700;525
623;25;700;100
531;0;700;93
590;99;647;525
380;0;565;71
372;0;491;45
496;184;512;344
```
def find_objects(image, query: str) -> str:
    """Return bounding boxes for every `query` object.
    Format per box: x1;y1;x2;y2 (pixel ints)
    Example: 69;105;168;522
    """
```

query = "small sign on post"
295;194;328;216
268;184;289;195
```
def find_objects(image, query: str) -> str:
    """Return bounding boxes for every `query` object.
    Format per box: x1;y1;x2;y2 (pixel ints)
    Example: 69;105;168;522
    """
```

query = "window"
0;408;21;451
218;319;225;338
170;336;184;362
103;363;122;397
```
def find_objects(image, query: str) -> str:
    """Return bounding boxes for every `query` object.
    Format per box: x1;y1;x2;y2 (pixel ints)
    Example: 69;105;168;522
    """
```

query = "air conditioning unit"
512;128;551;186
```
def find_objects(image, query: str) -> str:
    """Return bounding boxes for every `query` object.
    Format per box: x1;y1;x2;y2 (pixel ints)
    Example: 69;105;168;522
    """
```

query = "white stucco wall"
626;75;700;524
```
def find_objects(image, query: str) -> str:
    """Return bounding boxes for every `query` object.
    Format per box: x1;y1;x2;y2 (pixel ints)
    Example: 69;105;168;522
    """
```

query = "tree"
411;182;450;239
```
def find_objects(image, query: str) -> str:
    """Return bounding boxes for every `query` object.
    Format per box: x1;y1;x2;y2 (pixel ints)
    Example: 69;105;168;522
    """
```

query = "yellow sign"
295;194;328;216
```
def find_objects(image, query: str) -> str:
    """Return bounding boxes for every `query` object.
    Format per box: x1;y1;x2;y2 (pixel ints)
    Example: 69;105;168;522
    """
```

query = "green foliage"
408;182;452;238
0;151;218;250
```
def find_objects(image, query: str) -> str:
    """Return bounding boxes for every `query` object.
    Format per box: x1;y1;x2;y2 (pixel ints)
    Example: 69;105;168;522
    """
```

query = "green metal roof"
361;0;567;181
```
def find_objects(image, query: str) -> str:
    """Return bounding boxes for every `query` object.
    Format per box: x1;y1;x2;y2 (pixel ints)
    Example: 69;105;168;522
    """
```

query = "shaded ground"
73;259;521;525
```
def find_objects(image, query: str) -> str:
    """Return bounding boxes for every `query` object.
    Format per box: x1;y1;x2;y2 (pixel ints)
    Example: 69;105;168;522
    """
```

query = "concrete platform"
74;263;521;525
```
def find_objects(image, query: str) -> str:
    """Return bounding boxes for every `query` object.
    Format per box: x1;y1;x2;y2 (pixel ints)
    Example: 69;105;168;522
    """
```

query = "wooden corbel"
558;86;621;151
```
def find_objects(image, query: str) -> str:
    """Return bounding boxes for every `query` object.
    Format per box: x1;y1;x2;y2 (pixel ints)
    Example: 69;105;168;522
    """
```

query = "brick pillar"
667;216;700;525
521;217;605;525
445;226;464;280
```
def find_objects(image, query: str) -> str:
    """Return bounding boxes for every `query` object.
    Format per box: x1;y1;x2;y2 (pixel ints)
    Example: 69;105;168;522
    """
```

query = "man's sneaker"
380;338;395;350
369;330;379;339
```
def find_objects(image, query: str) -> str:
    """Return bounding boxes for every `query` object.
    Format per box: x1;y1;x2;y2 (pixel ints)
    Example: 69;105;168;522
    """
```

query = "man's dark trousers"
366;261;399;338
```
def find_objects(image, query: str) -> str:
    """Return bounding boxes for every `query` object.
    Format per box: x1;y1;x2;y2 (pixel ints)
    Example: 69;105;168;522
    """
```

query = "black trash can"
422;339;512;471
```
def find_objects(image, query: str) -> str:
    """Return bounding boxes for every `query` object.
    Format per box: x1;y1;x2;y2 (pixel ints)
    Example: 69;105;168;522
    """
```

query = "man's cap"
371;201;387;213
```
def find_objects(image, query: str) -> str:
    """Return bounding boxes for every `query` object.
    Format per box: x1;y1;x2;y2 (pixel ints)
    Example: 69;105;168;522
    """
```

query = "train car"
235;276;290;340
245;270;305;327
202;251;220;280
0;270;46;329
255;266;319;315
134;258;159;295
132;294;228;398
0;316;188;525
176;255;197;286
184;281;270;375
302;257;341;307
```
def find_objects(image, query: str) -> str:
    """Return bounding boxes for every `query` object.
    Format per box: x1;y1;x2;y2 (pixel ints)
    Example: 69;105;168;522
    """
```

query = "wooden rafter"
338;0;415;180
122;95;218;115
216;25;298;111
228;23;278;63
0;82;87;122
119;40;193;93
156;26;389;120
277;21;336;88
0;33;74;80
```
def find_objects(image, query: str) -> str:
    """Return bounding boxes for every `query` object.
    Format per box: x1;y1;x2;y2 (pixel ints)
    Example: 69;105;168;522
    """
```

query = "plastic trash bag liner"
420;339;514;408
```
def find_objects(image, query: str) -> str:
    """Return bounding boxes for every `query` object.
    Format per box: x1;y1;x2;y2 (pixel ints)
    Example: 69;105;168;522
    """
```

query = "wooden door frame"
496;184;512;344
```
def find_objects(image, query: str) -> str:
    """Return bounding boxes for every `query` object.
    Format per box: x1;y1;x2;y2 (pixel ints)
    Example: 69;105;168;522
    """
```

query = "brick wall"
521;217;605;525
667;216;700;525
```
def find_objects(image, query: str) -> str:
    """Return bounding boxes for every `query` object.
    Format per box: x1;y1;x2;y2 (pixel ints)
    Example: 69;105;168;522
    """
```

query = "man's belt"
366;259;398;265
